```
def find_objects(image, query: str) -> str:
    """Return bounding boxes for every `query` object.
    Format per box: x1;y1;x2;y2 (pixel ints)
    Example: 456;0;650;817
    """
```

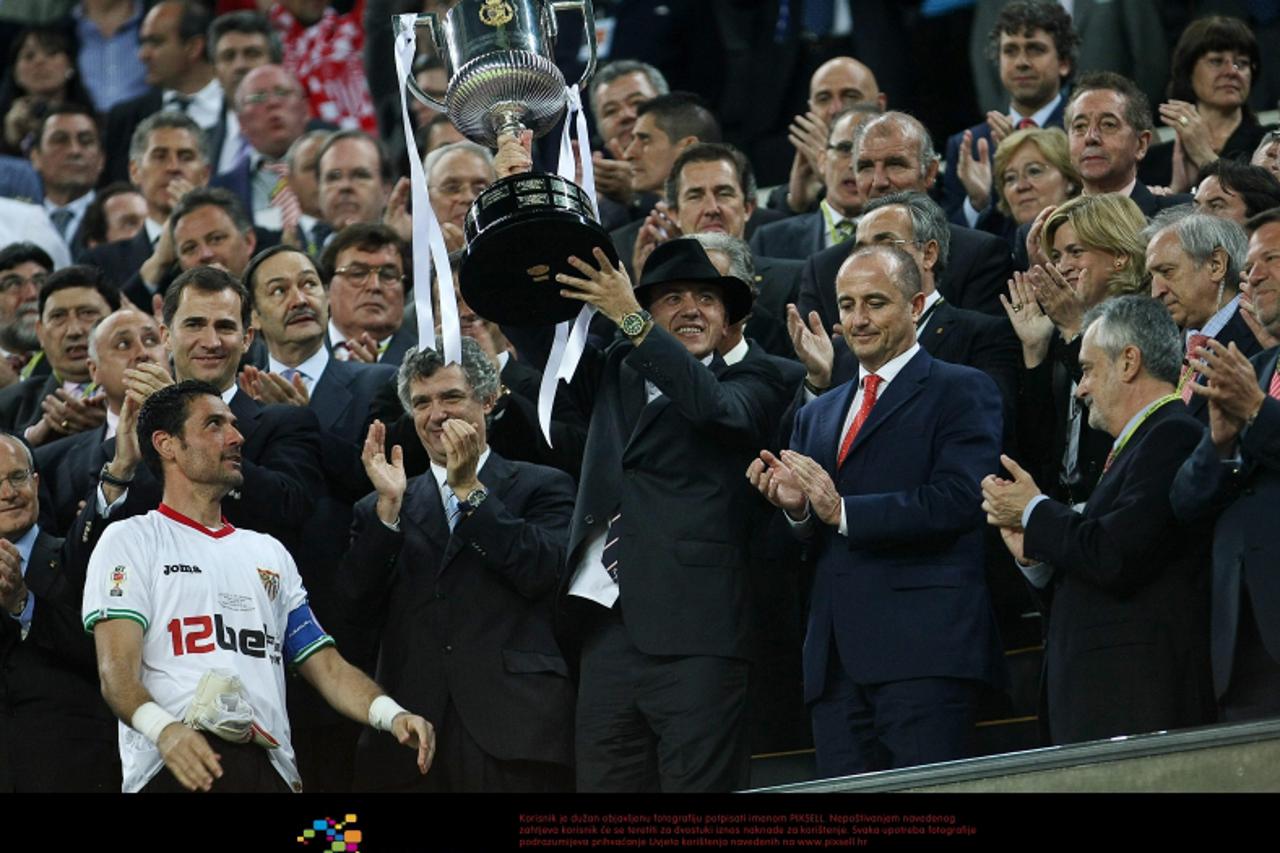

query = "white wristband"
132;701;181;744
368;694;409;732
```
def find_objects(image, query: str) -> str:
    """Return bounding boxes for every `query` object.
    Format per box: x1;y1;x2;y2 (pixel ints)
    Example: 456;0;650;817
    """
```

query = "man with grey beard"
0;244;53;389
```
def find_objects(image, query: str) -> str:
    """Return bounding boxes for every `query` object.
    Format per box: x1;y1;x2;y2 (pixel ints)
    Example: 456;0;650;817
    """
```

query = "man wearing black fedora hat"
527;236;789;792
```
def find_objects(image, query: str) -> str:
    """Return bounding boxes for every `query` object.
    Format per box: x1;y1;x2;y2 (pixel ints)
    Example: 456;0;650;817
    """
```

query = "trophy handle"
393;13;449;112
550;0;598;91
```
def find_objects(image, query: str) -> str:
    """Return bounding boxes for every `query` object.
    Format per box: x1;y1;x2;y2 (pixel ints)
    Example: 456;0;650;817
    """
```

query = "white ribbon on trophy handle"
393;14;461;365
538;84;599;445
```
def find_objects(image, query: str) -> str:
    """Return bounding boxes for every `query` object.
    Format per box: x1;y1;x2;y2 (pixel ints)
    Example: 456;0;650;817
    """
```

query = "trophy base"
460;173;617;326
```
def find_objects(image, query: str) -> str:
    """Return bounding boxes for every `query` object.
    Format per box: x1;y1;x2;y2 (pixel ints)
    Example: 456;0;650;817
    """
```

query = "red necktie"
1017;117;1037;130
837;374;881;468
1181;334;1209;403
1268;367;1280;400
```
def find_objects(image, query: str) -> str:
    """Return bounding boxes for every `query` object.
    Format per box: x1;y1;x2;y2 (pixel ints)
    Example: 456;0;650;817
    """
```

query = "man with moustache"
237;244;393;791
0;244;53;388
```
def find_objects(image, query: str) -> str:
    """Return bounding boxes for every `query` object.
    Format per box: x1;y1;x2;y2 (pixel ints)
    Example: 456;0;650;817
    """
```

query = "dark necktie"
601;511;623;583
50;208;73;239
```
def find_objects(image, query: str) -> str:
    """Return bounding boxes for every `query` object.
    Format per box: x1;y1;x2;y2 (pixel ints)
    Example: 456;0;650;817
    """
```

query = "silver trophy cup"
398;0;616;325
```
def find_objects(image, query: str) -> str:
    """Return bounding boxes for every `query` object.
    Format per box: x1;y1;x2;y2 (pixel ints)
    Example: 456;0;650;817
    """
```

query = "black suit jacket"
70;391;323;556
34;422;111;536
1017;334;1114;506
1024;401;1215;744
80;228;153;296
0;373;59;435
344;454;576;788
0;528;120;792
323;313;417;370
545;326;790;660
797;223;1012;321
101;88;163;186
1172;346;1280;700
748;211;824;261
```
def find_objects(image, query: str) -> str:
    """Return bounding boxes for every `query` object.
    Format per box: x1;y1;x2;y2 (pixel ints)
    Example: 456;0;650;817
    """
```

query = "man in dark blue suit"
941;1;1076;227
1171;210;1280;722
237;244;393;790
750;244;1005;776
343;339;575;792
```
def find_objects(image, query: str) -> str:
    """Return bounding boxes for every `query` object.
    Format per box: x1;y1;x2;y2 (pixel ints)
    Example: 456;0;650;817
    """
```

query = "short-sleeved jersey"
82;504;334;792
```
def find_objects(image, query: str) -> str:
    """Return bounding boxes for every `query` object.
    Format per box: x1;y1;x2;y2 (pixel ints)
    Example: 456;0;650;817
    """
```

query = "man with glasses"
424;143;495;254
772;57;886;217
318;224;415;367
213;65;311;232
316;131;393;234
751;108;877;260
0;432;121;791
0;244;54;389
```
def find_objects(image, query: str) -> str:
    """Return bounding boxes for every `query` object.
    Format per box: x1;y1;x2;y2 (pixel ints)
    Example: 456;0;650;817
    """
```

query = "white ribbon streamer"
538;85;601;444
393;14;461;365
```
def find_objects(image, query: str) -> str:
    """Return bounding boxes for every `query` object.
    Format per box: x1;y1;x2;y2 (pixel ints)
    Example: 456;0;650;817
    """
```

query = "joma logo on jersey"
162;563;203;576
166;614;278;659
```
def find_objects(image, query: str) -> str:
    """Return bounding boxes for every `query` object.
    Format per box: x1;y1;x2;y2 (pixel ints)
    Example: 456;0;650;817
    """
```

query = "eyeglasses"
0;273;45;293
333;264;404;287
430;179;490;198
827;141;855;159
0;469;32;490
239;87;300;107
1001;162;1058;187
853;236;917;251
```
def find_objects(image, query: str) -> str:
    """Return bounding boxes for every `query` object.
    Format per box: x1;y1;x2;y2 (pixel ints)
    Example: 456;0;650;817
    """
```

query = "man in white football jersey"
82;379;435;792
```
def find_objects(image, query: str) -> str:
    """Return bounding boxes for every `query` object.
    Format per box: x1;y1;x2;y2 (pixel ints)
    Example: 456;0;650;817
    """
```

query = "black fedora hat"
632;238;754;324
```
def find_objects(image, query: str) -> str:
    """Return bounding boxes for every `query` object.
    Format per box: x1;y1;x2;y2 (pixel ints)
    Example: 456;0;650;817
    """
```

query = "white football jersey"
83;504;334;792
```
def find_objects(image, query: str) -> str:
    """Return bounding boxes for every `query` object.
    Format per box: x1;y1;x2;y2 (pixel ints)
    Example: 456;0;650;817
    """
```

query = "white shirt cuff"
95;483;128;516
962;197;982;228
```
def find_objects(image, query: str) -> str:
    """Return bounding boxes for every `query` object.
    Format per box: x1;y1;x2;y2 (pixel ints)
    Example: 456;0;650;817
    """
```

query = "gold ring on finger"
1180;116;1189;126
